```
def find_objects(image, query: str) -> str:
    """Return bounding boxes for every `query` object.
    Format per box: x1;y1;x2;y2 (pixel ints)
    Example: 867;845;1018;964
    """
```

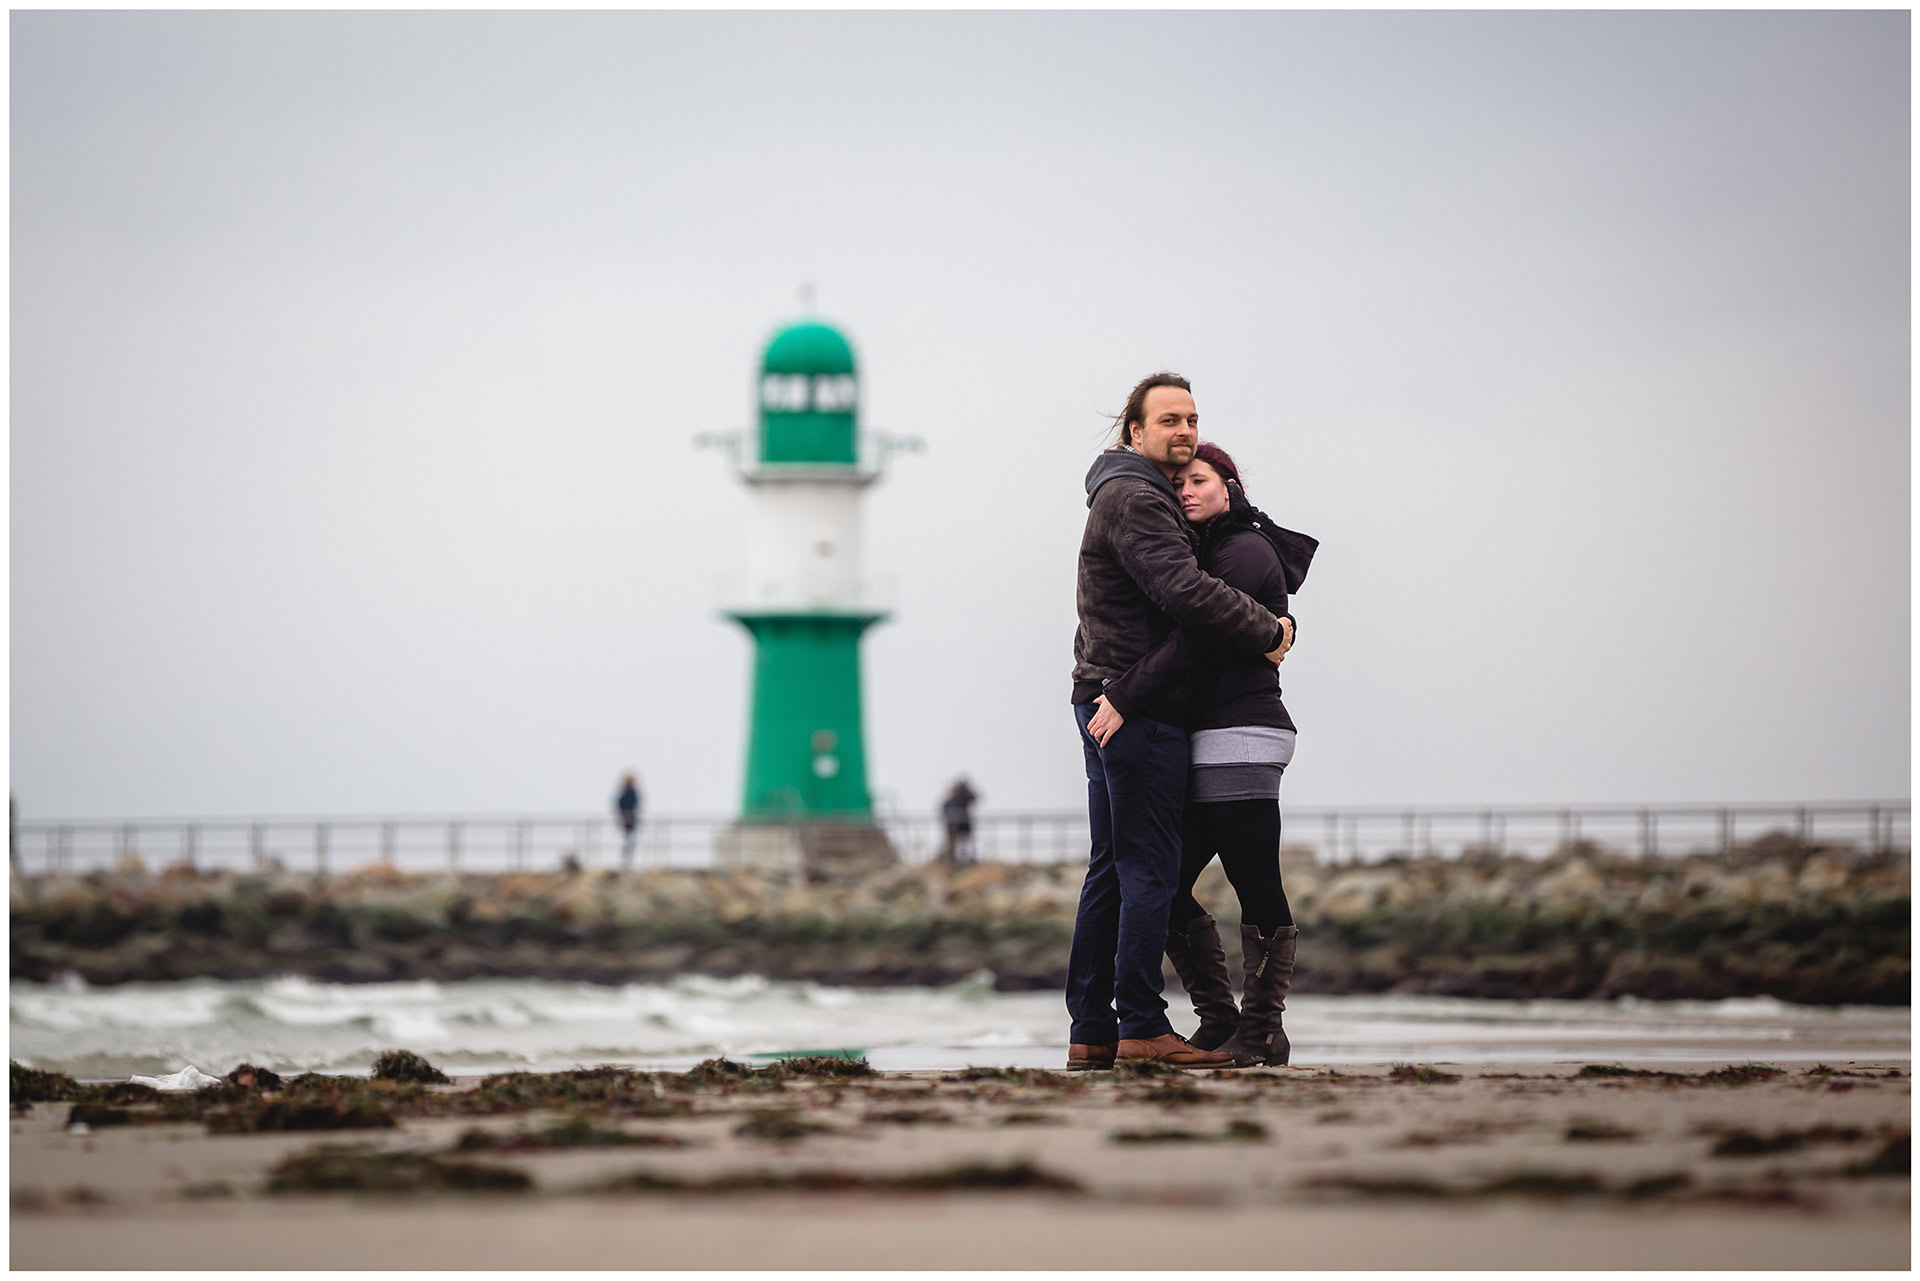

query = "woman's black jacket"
1102;483;1313;732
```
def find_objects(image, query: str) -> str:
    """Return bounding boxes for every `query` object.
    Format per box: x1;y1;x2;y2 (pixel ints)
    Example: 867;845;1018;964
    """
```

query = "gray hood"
1084;447;1177;508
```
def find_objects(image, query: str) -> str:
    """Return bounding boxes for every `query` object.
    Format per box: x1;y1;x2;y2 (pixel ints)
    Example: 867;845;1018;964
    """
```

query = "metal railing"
9;801;1906;878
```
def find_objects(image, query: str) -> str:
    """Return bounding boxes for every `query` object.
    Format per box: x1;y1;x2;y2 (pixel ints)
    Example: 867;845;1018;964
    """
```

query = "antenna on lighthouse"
799;280;817;312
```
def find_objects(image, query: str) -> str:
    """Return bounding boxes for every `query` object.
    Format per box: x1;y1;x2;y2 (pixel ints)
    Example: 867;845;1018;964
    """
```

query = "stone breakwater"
8;837;1908;1003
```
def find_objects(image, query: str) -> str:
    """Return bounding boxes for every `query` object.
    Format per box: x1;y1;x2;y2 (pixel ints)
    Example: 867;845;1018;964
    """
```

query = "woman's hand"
1264;615;1294;664
1088;695;1124;747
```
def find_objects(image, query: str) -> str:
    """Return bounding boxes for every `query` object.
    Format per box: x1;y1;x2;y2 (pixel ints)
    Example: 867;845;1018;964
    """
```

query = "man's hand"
1087;695;1125;747
1264;615;1294;665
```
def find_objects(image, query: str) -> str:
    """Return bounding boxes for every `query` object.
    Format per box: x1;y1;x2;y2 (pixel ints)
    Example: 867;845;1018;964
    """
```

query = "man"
614;773;642;869
1067;372;1293;1071
940;776;979;864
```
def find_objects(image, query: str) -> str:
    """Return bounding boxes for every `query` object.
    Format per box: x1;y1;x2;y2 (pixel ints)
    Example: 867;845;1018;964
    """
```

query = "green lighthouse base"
728;611;886;821
718;608;896;879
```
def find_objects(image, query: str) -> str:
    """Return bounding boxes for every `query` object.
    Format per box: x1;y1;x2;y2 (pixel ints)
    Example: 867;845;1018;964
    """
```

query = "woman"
1086;442;1315;1066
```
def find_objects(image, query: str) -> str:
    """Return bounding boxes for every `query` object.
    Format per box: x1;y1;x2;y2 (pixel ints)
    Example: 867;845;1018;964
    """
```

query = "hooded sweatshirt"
1071;447;1285;726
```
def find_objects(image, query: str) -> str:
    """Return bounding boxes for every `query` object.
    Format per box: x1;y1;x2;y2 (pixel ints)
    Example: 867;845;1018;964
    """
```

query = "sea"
9;974;1909;1080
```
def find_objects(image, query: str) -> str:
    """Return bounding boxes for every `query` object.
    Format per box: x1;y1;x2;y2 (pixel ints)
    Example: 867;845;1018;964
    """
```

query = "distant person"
1067;372;1293;1072
614;773;642;868
1089;441;1316;1066
940;777;979;864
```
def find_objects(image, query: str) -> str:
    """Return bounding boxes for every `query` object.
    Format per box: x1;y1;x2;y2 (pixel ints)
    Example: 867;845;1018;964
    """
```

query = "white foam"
9;976;1909;1078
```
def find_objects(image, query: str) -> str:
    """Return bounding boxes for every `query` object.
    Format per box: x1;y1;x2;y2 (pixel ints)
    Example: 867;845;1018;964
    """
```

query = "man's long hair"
1109;371;1191;447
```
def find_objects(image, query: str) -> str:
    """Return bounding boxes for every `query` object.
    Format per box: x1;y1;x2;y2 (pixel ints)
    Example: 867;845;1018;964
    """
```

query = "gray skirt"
1188;726;1297;803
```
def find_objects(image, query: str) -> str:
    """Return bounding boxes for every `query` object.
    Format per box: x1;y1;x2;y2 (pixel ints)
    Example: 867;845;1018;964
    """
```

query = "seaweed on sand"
225;1063;283;1091
1576;1063;1783;1087
601;1159;1082;1195
1109;1119;1268;1144
268;1144;531;1194
1565;1122;1642;1142
461;1067;686;1116
945;1067;1077;1088
61;1087;250;1129
684;1057;756;1086
1387;1064;1461;1085
12;1185;109;1209
282;1072;422;1099
1847;1134;1910;1177
676;1055;875;1095
1709;1125;1866;1157
12;1062;81;1103
1310;1167;1807;1206
1621;1173;1692;1199
179;1180;238;1200
1696;1064;1785;1086
10;1067;171;1108
1307;1174;1453;1199
733;1109;840;1142
206;1094;397;1134
372;1050;450;1085
453;1115;687;1151
1802;1064;1902;1080
1477;1171;1606;1198
1575;1064;1676;1080
1124;1077;1207;1106
1309;1169;1612;1201
861;1107;955;1126
994;1111;1065;1127
770;1055;878;1080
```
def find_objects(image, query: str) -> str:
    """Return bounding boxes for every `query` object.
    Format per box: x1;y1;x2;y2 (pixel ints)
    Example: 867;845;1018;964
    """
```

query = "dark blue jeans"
1066;702;1189;1044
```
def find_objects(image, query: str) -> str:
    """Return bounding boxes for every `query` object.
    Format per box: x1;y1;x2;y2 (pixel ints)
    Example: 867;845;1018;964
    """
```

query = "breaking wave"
9;972;1907;1078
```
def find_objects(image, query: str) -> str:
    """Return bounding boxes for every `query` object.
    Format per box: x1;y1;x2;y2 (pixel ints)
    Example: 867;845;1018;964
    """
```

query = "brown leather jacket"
1070;448;1283;727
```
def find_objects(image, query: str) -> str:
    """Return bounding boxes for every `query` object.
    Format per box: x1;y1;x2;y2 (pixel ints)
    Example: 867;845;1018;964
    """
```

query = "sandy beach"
11;1056;1909;1270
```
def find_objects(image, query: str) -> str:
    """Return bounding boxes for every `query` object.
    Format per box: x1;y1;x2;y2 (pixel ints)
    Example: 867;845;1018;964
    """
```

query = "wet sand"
12;1059;1910;1270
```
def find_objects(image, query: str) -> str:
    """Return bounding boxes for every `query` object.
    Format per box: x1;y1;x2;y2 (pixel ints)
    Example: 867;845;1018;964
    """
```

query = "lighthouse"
709;318;912;873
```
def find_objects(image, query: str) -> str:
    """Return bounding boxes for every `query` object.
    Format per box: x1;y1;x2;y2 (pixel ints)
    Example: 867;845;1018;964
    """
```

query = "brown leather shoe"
1066;1043;1116;1071
1116;1032;1235;1069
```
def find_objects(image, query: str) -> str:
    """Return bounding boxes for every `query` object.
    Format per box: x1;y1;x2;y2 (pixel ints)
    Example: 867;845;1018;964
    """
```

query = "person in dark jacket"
614;773;642;869
1089;441;1316;1066
1067;372;1294;1072
940;777;978;864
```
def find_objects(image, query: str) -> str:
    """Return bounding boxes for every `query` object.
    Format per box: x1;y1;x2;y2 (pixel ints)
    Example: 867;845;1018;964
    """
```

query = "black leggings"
1167;798;1292;935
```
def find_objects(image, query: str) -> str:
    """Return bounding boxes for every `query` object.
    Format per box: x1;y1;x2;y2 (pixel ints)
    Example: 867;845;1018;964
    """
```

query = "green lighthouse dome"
758;319;859;465
762;322;855;376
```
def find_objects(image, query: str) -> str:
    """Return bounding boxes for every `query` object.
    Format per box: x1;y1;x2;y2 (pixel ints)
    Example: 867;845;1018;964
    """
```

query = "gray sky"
11;11;1910;821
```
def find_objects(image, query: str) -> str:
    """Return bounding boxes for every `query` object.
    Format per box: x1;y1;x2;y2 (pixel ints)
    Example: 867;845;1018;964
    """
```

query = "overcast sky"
11;10;1910;822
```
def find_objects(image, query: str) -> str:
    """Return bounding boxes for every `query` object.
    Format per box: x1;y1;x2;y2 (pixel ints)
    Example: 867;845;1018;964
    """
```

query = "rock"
5;844;1906;1002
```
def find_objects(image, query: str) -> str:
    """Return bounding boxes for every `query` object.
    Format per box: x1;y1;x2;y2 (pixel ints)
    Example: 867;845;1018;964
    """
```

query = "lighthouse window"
815;540;836;558
760;373;811;412
812;374;858;412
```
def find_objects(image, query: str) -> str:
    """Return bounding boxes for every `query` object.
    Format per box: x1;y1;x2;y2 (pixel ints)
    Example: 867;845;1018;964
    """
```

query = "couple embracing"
1067;371;1316;1072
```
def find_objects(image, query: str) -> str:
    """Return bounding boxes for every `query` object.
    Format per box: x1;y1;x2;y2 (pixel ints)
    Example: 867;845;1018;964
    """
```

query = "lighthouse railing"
10;802;1907;877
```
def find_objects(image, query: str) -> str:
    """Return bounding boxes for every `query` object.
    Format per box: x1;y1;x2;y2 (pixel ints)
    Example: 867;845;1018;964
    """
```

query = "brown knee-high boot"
1219;924;1298;1067
1164;913;1240;1051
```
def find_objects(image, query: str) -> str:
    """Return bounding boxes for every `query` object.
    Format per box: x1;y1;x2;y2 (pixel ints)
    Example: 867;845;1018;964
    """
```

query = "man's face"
1130;386;1199;476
